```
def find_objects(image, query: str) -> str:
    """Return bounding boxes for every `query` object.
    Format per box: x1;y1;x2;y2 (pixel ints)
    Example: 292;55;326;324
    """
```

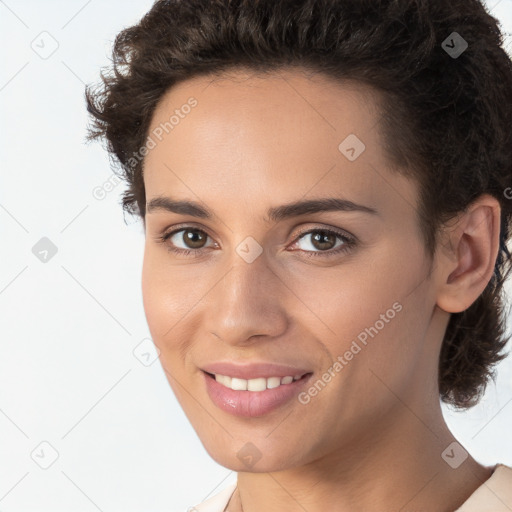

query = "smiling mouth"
204;370;313;392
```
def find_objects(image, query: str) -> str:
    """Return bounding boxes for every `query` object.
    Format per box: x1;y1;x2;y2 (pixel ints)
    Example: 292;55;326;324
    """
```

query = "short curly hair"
85;0;512;409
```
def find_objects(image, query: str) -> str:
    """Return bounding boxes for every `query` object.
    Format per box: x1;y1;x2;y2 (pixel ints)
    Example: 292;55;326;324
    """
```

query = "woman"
85;0;512;510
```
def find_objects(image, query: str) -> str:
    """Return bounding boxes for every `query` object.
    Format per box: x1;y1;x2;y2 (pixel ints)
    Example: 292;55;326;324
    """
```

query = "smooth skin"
141;68;499;512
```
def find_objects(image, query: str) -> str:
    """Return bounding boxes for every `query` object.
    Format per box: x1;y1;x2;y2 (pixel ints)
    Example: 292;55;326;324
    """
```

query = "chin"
201;437;301;473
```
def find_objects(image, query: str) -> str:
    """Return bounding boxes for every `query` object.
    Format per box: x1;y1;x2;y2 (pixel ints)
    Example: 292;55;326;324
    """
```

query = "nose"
203;250;288;346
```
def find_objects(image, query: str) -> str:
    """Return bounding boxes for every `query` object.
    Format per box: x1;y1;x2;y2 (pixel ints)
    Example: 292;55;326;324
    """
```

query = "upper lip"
201;362;312;380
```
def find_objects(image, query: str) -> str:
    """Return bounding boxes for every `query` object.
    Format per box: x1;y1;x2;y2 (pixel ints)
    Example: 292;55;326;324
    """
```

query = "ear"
435;194;501;314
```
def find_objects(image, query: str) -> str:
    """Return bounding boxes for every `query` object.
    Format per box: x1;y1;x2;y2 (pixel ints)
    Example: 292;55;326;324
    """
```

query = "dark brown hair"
85;0;512;409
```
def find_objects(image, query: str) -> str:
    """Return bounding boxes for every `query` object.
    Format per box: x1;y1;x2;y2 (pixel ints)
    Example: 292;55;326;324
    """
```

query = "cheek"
141;246;209;373
141;246;188;320
141;254;192;401
141;257;165;338
290;266;397;348
300;247;428;378
141;247;184;344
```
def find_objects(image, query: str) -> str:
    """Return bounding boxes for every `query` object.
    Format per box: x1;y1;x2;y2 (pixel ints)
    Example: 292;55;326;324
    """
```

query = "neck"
228;407;493;512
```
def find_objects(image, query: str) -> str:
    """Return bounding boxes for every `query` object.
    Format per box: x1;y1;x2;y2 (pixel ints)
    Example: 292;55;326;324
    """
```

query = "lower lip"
202;371;313;417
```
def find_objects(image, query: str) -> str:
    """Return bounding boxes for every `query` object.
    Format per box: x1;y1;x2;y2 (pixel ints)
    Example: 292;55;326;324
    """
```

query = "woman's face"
141;69;446;472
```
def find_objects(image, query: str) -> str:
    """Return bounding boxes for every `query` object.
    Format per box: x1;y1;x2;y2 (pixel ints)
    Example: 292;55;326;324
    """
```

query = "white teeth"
267;377;281;389
230;377;247;390
213;373;304;391
215;374;230;388
247;377;267;391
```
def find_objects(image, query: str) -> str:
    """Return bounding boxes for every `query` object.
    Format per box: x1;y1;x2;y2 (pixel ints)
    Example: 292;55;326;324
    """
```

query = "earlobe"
435;195;501;314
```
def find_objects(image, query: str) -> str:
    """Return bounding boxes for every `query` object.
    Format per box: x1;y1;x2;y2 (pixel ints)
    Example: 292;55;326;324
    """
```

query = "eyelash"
155;224;356;259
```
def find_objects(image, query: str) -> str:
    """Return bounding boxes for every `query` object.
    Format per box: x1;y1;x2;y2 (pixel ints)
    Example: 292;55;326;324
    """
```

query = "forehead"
146;68;381;161
143;68;418;224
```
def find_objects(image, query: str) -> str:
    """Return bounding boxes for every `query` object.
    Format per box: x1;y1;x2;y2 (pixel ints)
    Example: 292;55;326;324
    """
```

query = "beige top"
189;464;512;512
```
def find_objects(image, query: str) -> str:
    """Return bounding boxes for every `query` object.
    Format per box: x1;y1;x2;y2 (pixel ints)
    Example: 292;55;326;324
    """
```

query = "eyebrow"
146;196;379;222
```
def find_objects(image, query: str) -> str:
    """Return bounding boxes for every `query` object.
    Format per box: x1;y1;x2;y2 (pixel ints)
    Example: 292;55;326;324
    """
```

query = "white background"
1;1;511;511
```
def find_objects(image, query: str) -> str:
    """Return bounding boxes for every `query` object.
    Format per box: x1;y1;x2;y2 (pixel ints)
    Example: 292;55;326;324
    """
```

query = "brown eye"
160;227;215;255
158;225;356;259
308;231;337;251
179;228;208;249
291;227;357;259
